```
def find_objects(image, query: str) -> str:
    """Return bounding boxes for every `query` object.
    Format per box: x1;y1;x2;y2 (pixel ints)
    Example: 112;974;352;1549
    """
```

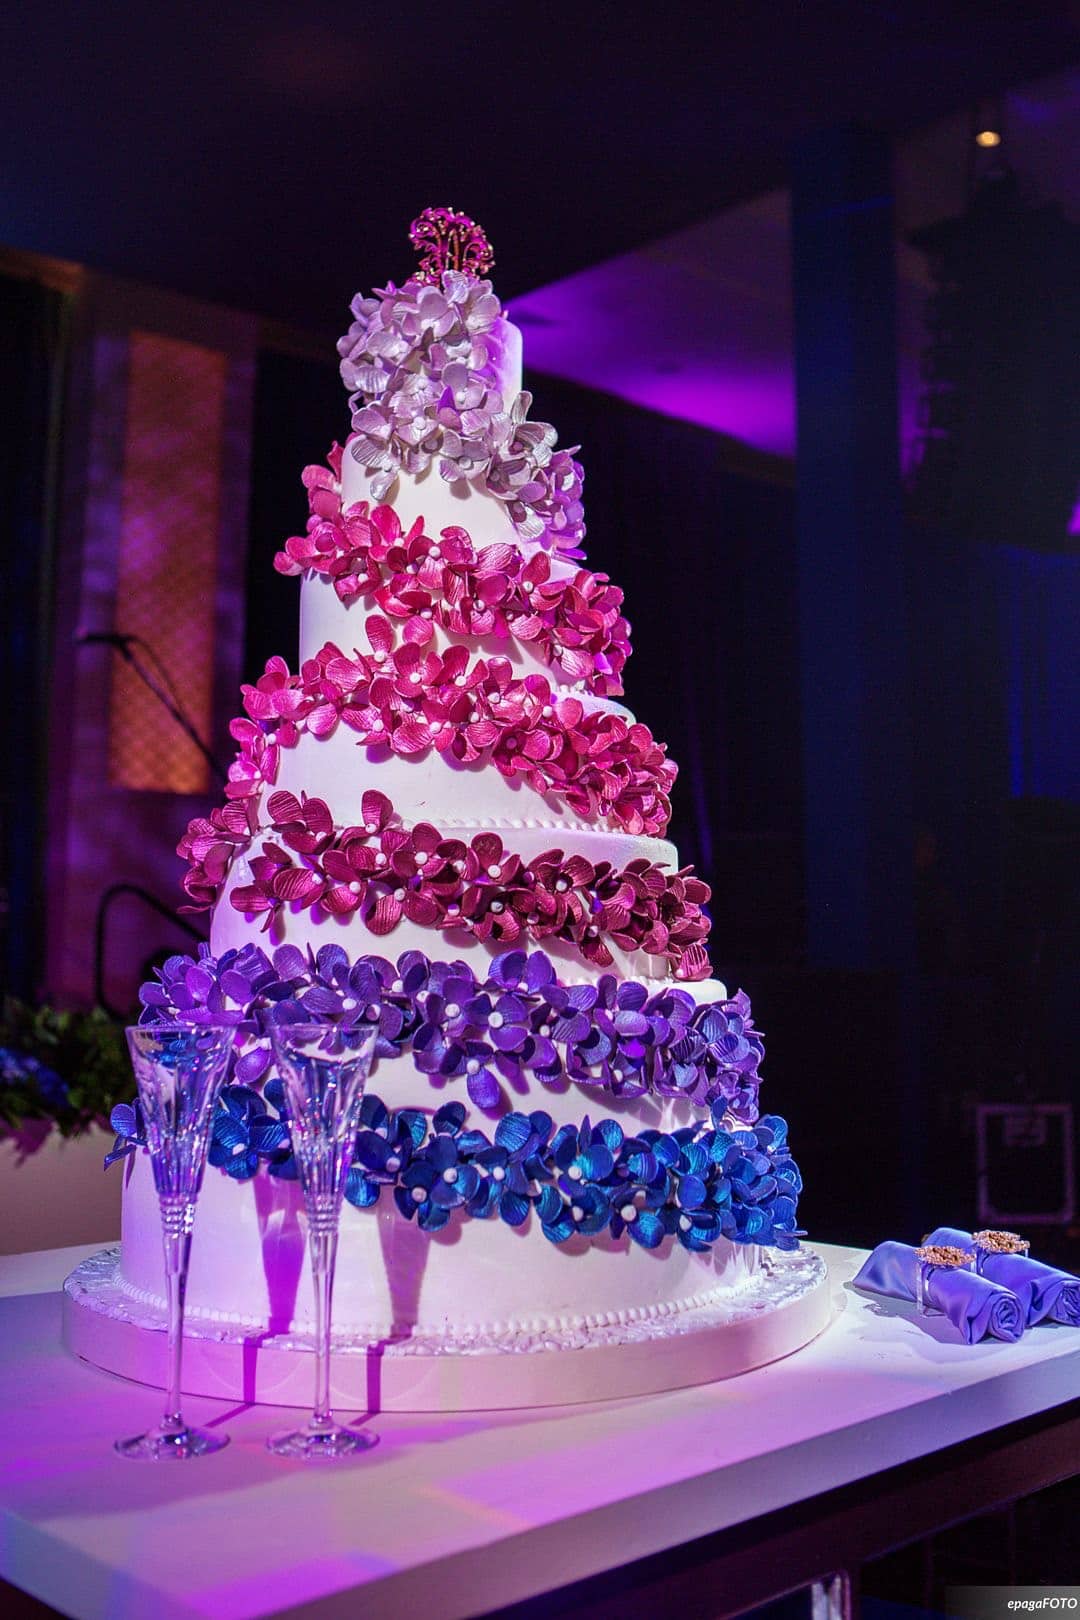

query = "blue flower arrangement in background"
107;1085;803;1255
1;1001;129;1137
0;1047;69;1112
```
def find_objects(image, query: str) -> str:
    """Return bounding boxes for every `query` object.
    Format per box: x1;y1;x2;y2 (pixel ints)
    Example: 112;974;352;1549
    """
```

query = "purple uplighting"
513;193;798;458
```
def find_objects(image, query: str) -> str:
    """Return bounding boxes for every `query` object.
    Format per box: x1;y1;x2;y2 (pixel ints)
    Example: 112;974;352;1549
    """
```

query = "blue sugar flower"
347;1103;425;1209
755;1115;789;1152
394;1160;450;1232
518;1109;556;1181
551;1116;620;1184
465;1141;531;1224
465;1110;549;1224
262;1076;288;1117
536;1181;611;1243
354;1115;424;1178
610;1198;666;1249
668;1204;725;1252
735;1204;771;1241
344;1161;380;1208
432;1099;467;1135
208;1085;289;1181
486;1111;527;1156
103;1098;146;1168
676;1167;709;1214
621;1128;678;1187
463;1162;501;1220
256;1084;297;1180
426;1132;481;1209
566;1184;610;1236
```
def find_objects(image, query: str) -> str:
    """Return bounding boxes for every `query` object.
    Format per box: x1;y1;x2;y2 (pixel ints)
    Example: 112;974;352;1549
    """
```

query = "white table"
0;1242;1077;1620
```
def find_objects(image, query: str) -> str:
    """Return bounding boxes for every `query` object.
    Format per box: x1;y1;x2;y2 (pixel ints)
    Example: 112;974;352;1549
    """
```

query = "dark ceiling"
2;0;1077;332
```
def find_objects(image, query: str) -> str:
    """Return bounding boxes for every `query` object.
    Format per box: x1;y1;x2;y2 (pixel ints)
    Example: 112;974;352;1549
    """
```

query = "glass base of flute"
266;1022;378;1462
116;1429;229;1461
116;1207;229;1461
266;1423;376;1463
266;1228;376;1461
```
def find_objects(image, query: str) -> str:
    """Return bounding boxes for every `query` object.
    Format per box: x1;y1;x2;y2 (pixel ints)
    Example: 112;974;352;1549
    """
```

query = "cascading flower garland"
179;787;711;980
274;447;629;697
224;616;675;837
107;1088;802;1255
337;269;585;554
135;943;762;1117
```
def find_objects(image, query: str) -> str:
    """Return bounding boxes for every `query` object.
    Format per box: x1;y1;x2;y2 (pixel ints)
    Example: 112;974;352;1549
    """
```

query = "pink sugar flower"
230;843;326;930
265;790;334;855
225;720;279;799
177;799;258;911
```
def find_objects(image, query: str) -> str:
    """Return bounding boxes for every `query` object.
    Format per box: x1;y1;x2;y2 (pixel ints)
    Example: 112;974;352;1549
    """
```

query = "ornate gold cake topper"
409;206;494;284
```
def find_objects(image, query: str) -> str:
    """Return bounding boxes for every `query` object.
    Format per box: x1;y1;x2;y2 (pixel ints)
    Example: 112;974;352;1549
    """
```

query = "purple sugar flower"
136;943;765;1125
338;273;586;551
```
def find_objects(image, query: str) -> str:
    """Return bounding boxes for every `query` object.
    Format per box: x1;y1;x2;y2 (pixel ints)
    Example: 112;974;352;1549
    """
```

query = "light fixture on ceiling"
975;128;1002;149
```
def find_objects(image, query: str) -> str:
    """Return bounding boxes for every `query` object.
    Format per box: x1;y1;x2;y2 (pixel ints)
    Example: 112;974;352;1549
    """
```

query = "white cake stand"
63;1245;831;1412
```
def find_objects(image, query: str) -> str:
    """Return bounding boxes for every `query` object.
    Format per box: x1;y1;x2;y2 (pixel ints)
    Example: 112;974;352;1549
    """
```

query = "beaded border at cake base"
63;1244;831;1410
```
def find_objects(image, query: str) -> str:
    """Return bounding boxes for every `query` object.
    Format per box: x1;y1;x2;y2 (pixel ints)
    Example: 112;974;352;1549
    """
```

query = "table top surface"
0;1240;1078;1620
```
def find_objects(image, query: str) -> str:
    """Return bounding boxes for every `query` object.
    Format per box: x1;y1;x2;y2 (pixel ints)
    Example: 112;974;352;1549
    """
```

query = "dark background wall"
0;273;66;1003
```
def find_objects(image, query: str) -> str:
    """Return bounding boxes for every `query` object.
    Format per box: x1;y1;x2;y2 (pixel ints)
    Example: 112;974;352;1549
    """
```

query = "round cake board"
63;1246;831;1413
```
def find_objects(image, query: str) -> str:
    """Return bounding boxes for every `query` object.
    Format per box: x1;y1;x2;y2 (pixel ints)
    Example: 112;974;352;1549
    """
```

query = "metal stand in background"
78;630;216;1015
77;631;227;786
94;883;205;1020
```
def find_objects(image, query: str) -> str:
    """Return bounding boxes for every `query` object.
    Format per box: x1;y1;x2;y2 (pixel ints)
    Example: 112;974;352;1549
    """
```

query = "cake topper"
409;206;494;284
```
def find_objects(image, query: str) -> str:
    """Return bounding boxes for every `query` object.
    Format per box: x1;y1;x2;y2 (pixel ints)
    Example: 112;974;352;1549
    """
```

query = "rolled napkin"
926;1226;1080;1329
854;1239;1025;1343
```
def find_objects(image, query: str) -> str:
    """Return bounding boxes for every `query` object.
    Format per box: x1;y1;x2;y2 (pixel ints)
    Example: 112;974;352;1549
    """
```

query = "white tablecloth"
0;1242;1078;1620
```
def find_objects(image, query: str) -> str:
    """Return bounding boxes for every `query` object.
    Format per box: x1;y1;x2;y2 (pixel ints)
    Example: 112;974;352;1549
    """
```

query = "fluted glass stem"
160;1204;193;1434
265;1021;378;1462
310;1228;338;1430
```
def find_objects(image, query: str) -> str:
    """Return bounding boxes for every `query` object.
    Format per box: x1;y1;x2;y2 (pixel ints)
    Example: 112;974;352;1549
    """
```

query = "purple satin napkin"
853;1239;1024;1343
926;1226;1080;1329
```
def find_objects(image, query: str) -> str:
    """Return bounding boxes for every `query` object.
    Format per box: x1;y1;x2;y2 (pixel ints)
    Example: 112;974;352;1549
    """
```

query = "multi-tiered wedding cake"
106;212;816;1383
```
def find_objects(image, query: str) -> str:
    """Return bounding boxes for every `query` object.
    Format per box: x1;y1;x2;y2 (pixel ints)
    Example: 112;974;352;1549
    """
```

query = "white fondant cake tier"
270;714;635;835
214;821;688;983
299;565;583;686
340;459;521;564
119;1151;759;1343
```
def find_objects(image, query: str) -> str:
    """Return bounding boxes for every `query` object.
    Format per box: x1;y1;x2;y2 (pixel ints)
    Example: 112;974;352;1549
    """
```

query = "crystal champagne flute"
115;1023;235;1460
267;1021;379;1461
